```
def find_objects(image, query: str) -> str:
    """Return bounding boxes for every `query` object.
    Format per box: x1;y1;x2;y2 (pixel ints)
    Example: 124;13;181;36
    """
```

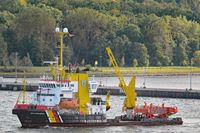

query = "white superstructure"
31;75;103;114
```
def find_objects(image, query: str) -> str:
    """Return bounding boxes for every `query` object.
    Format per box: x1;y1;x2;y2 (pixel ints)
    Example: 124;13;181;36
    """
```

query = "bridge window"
70;84;74;87
53;84;56;88
50;84;53;88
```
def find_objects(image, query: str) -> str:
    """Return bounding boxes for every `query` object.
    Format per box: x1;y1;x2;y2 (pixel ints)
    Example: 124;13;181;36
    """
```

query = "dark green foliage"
1;0;200;66
0;33;9;66
193;50;200;66
132;43;149;66
12;6;56;66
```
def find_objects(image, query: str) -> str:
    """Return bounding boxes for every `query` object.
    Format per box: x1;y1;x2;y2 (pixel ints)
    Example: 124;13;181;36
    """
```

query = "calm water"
95;75;200;90
3;75;200;89
1;76;200;132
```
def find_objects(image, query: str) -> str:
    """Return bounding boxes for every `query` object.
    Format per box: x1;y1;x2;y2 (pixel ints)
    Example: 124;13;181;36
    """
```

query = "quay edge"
1;82;200;99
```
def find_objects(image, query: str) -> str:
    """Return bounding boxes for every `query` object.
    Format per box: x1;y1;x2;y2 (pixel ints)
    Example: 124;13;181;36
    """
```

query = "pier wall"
96;86;200;99
1;82;200;99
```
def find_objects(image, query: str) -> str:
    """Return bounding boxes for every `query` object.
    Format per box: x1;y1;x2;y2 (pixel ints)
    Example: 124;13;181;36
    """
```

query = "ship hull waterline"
12;109;183;128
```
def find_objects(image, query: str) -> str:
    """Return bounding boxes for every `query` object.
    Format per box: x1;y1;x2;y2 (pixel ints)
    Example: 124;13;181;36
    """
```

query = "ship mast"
55;27;69;79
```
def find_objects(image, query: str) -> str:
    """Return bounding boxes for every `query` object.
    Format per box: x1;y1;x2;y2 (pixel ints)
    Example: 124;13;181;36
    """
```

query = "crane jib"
106;47;137;109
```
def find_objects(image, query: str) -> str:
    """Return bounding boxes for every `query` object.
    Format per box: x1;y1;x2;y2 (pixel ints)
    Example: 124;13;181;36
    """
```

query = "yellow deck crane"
16;72;27;104
106;47;137;118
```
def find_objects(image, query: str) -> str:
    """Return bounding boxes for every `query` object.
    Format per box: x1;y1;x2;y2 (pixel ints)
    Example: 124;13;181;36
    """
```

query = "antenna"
43;59;59;80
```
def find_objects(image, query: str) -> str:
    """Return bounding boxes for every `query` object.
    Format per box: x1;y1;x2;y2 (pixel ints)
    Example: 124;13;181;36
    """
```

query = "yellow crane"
106;47;137;114
16;72;27;104
104;53;178;119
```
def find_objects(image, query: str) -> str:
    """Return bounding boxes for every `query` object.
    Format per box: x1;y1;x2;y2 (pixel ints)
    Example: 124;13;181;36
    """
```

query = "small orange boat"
59;98;79;109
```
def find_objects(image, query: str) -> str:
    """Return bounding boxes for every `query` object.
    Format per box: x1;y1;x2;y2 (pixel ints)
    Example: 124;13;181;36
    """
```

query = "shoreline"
0;66;200;78
0;72;200;78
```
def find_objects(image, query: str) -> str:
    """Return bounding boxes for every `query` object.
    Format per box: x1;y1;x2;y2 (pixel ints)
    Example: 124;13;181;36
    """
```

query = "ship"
12;28;183;128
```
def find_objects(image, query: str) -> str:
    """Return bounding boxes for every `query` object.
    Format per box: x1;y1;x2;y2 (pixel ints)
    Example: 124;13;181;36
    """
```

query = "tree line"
1;0;200;67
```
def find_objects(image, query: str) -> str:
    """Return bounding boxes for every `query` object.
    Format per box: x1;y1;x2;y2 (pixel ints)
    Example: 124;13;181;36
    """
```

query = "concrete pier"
0;82;38;91
96;86;200;99
1;81;200;99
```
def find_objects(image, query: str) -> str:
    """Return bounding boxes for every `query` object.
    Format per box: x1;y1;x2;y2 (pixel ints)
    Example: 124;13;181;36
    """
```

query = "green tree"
0;0;21;14
37;3;63;23
1;0;200;67
173;45;188;66
132;58;138;67
123;24;141;42
142;15;173;65
132;43;149;66
12;6;56;65
0;11;15;27
49;0;71;14
20;53;33;66
63;45;73;66
172;33;189;65
188;39;199;60
193;50;200;66
112;35;131;64
64;8;122;65
0;33;9;66
29;0;49;5
146;43;166;66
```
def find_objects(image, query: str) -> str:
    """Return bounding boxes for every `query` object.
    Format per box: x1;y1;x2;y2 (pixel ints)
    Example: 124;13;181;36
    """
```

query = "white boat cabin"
31;78;99;107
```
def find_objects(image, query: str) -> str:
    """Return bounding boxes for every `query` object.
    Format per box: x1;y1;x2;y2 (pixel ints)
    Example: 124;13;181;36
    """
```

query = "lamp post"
99;46;103;86
99;56;103;86
143;66;147;88
15;52;18;83
189;59;193;90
